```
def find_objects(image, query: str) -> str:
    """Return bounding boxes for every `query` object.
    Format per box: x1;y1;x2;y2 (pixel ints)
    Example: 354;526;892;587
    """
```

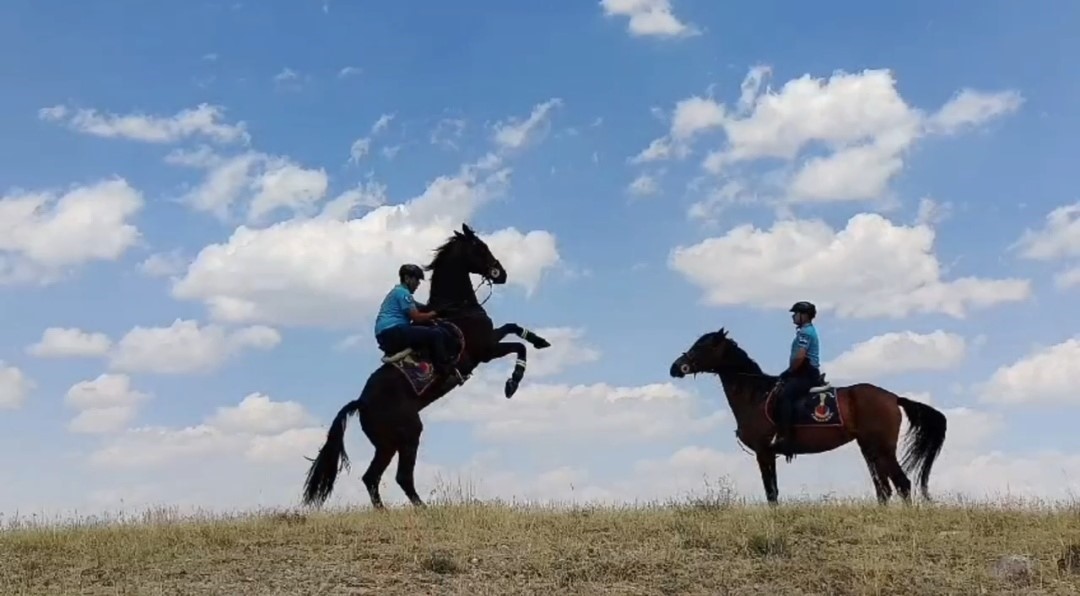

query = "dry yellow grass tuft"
2;490;1080;595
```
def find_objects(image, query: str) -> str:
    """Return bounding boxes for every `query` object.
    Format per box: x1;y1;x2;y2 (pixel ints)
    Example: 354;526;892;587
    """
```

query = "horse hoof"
534;337;551;349
504;378;519;398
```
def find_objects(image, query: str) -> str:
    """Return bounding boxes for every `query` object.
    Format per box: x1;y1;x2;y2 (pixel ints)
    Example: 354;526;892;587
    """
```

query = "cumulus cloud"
826;330;967;381
65;373;150;434
600;0;698;38
166;148;329;223
669;212;1031;319
979;337;1080;405
170;157;561;328
26;327;112;358
634;67;1022;205
0;361;35;409
0;178;143;285
89;392;323;469
39;103;249;144
108;319;281;375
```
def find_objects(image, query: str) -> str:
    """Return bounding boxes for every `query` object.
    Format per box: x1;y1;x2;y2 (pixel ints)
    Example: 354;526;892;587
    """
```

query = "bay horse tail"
301;395;365;508
896;396;947;500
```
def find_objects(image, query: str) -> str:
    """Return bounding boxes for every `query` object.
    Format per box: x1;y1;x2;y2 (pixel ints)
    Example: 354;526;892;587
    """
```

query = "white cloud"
89;392;323;469
1013;201;1080;286
348;137;371;162
39;103;249;144
0;178;144;285
925;89;1025;135
247;158;329;222
669;212;1031;319
635;67;1021;205
166;148;328;223
600;0;698;38
138;250;188;278
26;327;112;358
0;361;34;409
826;330;967;381
347;113;396;164
481;228;561;295
632;96;724;164
108;319;281;375
65;373;150;434
171;157;561;327
979;338;1080;405
338;66;361;78
492;98;563;150
428;326;721;443
433;379;725;443
627;173;659;197
205;392;316;435
431;118;467;150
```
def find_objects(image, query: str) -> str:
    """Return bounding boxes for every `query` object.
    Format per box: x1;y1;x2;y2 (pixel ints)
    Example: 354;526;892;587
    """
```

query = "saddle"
807;373;832;395
378;321;462;365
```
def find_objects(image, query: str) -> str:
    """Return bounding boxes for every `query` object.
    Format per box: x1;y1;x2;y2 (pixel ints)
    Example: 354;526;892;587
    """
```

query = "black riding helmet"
789;301;816;318
399;263;425;281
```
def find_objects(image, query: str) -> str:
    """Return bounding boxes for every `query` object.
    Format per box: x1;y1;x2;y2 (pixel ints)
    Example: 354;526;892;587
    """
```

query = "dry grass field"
2;488;1080;596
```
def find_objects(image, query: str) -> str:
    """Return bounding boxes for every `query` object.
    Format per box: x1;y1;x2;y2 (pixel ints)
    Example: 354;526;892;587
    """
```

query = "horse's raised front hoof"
504;377;520;398
533;337;551;349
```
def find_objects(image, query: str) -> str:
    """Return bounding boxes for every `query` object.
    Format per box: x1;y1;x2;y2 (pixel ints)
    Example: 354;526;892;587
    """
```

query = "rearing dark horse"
301;223;551;509
670;328;947;505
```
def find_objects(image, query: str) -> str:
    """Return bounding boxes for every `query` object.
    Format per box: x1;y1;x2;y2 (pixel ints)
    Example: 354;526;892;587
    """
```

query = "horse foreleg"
485;341;528;398
493;323;551;349
756;451;779;505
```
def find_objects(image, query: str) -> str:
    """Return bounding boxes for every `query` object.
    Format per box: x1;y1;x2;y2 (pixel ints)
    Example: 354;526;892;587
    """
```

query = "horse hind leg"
857;439;893;505
882;452;912;503
394;415;426;507
361;445;396;510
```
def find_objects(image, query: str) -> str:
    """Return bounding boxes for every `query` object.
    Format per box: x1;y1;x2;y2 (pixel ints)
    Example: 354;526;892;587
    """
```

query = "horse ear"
461;223;476;237
718;327;726;336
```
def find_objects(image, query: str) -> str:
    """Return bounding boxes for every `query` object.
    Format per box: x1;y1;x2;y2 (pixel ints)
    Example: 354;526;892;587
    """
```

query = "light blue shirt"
374;284;415;335
790;323;820;369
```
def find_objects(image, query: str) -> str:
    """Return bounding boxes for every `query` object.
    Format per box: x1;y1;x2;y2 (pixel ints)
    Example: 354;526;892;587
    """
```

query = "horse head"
426;223;507;309
670;327;735;378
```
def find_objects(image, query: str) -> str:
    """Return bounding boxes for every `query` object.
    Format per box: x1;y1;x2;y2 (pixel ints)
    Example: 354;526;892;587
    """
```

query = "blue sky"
1;0;1079;516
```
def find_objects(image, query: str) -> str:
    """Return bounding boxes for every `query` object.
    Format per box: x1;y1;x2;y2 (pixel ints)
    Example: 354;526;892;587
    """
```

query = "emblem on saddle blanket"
768;382;841;427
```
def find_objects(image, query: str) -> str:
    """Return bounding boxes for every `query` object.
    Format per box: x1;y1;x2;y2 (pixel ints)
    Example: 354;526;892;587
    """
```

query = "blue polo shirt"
790;323;820;369
374;284;415;335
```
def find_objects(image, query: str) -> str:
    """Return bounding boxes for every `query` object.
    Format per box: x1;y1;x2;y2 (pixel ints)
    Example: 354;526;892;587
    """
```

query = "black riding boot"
772;395;795;454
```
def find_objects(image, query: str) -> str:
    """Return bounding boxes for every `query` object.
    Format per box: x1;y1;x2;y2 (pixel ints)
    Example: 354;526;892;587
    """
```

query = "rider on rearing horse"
770;300;823;452
374;264;460;380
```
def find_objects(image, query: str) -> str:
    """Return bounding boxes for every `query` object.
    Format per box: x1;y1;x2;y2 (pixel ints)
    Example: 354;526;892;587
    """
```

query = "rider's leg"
376;326;408;355
402;325;451;372
775;375;810;448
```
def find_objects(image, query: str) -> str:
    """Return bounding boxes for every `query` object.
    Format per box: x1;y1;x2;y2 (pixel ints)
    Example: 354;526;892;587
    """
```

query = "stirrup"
380;348;413;363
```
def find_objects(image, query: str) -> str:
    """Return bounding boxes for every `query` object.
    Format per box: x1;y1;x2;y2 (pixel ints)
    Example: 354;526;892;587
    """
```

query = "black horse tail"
896;396;947;500
301;395;366;508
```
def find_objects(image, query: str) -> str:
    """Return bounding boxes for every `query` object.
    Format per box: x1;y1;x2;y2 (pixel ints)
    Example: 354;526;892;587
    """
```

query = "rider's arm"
408;306;438;323
785;331;810;374
398;290;437;323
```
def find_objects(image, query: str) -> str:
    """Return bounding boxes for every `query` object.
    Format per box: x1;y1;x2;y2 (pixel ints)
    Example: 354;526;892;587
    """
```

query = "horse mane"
712;330;779;396
425;233;464;271
423;232;477;310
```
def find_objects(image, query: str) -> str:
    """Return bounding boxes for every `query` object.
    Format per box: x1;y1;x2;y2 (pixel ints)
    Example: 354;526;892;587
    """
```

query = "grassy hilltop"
2;492;1080;596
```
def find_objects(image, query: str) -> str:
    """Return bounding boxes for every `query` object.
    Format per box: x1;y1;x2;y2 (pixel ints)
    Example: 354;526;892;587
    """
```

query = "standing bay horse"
670;328;947;505
302;223;551;509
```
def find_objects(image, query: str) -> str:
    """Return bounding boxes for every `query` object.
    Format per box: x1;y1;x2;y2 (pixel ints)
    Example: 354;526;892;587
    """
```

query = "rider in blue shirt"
771;300;823;453
374;264;456;378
